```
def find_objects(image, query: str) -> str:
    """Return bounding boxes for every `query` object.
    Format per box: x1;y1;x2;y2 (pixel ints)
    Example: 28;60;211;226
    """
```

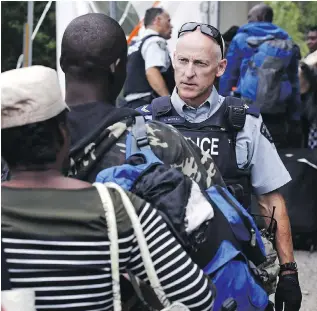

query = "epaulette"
244;103;260;118
135;104;153;116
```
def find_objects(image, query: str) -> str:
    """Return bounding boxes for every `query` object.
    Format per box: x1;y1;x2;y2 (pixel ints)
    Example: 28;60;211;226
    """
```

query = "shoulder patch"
136;104;153;116
245;104;260;118
260;122;273;143
156;40;167;50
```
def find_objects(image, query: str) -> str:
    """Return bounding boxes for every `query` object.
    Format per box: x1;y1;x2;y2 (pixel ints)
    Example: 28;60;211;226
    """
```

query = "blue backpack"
96;116;269;310
240;35;294;115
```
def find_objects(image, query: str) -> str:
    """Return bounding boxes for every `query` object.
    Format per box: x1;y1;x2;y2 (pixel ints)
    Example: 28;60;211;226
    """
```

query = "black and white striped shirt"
2;186;213;311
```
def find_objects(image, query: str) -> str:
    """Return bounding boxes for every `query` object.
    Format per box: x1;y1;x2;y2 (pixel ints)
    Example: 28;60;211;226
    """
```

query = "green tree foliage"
266;1;317;57
1;1;56;72
297;1;317;33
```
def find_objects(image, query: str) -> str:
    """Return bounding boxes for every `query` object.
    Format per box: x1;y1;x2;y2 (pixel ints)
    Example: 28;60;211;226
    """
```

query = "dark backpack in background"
279;149;317;251
240;35;294;115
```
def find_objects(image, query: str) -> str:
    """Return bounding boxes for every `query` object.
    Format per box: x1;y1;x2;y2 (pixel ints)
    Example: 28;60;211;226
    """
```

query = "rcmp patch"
136;104;152;116
157;40;166;50
260;122;273;143
141;105;150;113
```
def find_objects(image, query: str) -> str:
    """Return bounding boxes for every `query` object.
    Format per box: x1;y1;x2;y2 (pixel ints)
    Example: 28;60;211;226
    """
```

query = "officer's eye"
178;58;188;64
194;61;207;67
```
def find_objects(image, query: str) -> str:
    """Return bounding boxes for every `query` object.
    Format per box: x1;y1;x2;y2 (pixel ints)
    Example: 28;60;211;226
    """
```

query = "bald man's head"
248;4;273;23
176;30;222;62
61;13;127;81
174;29;227;107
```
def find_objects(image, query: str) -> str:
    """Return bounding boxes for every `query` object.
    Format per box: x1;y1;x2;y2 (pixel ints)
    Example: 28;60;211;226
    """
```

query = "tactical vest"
123;35;175;97
150;96;260;208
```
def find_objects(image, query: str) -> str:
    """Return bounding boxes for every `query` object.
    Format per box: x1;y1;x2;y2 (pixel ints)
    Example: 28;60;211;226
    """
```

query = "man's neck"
178;88;213;109
3;169;91;189
65;81;110;106
145;26;160;34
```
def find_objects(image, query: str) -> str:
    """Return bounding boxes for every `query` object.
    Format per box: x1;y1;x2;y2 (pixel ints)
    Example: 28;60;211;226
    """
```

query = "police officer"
137;22;302;311
123;7;175;109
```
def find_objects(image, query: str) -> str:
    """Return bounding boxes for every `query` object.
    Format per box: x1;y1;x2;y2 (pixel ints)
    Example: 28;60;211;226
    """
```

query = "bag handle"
93;182;171;310
93;183;121;311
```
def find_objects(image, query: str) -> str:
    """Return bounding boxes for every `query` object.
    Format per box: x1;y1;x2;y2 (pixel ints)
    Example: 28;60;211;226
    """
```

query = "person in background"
1;65;214;311
219;4;302;149
214;25;239;90
306;25;317;56
222;25;239;57
299;51;317;149
122;7;175;109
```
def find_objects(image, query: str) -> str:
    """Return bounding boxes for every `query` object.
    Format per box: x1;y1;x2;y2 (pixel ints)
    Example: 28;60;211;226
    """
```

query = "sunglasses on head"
178;22;224;59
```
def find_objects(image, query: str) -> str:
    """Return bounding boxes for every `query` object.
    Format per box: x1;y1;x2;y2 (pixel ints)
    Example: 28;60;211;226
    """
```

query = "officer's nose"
184;63;195;78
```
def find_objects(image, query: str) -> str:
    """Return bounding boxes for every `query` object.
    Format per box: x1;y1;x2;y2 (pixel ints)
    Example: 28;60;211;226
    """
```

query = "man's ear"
153;14;161;26
110;58;121;73
58;123;69;149
216;59;227;78
173;51;177;69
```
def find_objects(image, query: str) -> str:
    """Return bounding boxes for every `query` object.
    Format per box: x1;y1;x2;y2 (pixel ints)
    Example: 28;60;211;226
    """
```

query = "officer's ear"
216;58;227;78
173;51;177;68
153;14;162;27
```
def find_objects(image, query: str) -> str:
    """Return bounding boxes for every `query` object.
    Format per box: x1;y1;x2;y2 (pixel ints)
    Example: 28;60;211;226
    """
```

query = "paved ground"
294;250;317;311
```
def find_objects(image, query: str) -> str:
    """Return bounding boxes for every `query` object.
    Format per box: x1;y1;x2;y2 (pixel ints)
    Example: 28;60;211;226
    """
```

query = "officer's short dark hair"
60;13;127;80
262;5;273;23
308;26;317;33
144;8;164;27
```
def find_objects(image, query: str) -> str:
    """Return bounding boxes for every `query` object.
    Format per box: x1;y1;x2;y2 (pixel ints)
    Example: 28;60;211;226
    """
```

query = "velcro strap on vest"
152;96;172;118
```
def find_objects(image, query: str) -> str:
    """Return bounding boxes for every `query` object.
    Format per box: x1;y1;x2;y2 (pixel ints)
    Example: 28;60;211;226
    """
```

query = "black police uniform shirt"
138;86;291;196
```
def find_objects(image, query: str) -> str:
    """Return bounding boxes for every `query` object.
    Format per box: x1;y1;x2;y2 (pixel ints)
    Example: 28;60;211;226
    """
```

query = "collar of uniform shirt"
171;86;225;123
141;28;160;38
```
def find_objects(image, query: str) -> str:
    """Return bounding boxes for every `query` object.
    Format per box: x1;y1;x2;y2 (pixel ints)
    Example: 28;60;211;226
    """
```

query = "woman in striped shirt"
1;66;214;310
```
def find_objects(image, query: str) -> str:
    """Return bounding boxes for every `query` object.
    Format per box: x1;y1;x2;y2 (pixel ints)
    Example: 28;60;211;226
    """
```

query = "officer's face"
157;12;173;40
174;31;227;107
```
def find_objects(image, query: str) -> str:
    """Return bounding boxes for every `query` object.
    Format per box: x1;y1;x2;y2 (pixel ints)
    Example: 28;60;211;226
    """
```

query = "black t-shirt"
67;102;116;146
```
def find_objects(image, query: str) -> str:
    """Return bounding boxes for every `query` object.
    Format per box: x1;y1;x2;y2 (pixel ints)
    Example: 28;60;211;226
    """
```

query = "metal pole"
216;1;220;30
32;1;52;40
23;23;29;67
109;1;117;20
27;1;34;66
207;2;211;25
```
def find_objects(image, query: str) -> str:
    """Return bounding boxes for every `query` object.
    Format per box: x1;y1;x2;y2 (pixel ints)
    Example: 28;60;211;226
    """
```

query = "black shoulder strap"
139;34;162;52
130;116;151;154
151;96;172;119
